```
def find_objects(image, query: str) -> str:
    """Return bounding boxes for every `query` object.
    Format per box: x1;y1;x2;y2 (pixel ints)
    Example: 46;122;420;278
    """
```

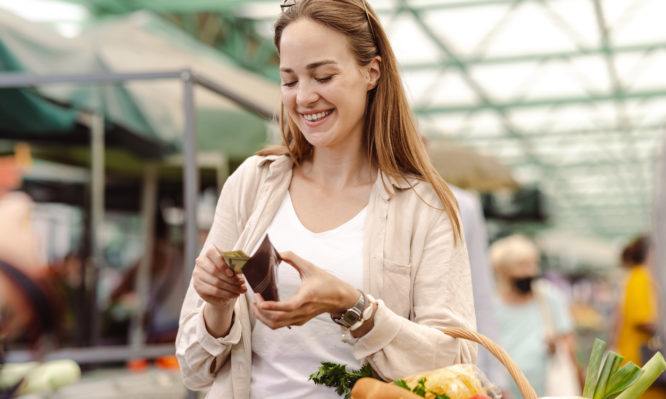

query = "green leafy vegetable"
615;351;666;399
584;338;607;398
393;377;451;399
308;362;373;399
593;351;622;399
603;362;642;399
582;338;666;399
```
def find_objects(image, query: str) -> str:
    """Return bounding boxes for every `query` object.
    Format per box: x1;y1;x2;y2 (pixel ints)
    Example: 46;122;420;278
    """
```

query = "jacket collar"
257;154;293;176
375;171;420;201
257;154;419;200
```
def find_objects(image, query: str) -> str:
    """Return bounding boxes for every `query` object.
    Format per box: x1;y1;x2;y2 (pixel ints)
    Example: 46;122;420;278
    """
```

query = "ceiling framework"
62;0;665;240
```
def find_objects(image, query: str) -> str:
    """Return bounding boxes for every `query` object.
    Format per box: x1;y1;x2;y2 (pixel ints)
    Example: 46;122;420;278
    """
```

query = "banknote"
213;246;250;274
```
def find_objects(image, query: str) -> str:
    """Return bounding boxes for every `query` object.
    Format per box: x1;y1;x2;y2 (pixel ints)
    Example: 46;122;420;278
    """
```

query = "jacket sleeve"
351;205;477;381
175;157;257;390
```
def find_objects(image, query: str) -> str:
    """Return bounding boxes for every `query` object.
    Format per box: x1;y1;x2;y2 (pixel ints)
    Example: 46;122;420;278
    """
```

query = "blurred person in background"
450;185;506;387
612;235;658;366
490;234;583;399
0;155;57;344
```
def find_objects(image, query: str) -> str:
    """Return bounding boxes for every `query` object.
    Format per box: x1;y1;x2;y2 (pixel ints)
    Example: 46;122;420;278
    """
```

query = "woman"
490;234;582;399
176;1;476;397
613;235;664;398
614;235;657;366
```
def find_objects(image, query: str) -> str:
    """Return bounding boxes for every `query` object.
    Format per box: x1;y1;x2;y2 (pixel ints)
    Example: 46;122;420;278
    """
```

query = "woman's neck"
303;144;376;190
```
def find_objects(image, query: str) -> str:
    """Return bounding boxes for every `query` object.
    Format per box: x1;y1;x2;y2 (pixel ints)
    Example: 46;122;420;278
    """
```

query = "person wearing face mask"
489;234;582;399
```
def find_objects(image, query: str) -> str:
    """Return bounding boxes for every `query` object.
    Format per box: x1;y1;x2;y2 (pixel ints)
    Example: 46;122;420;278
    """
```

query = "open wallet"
216;235;282;301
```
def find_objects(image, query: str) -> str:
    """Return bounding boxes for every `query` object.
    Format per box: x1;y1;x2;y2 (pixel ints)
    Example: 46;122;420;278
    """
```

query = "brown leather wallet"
243;235;282;301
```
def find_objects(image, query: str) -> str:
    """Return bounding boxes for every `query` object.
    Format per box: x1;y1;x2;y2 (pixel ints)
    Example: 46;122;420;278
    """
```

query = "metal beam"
413;88;666;114
64;0;571;15
403;2;613;231
0;71;183;88
506;156;659;168
440;124;665;141
592;0;649;212
401;41;666;70
6;344;175;364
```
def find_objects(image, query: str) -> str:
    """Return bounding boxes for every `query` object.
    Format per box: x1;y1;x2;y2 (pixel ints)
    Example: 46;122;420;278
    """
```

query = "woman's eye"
282;81;297;87
316;76;332;83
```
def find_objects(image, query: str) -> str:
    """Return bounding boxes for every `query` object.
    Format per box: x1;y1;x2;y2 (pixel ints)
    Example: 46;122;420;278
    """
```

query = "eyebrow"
280;60;337;73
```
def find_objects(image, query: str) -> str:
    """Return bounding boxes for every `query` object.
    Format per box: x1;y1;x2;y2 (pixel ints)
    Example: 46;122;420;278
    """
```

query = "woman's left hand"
251;250;359;329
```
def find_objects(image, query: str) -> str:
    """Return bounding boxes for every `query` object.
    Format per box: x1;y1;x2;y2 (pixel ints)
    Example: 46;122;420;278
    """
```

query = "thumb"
279;250;311;278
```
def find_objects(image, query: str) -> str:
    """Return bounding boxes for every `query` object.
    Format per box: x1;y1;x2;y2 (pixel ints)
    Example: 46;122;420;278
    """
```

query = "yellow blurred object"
14;142;32;170
403;364;487;399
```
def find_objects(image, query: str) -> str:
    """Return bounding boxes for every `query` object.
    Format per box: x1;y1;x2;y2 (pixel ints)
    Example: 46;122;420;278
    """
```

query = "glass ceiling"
7;0;666;242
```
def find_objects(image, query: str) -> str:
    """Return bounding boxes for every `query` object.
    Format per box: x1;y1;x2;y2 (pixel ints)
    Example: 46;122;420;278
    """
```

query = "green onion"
593;352;622;399
583;338;607;398
615;351;666;399
602;362;642;399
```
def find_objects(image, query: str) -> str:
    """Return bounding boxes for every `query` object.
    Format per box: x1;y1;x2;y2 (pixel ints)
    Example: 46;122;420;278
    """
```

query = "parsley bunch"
308;362;374;399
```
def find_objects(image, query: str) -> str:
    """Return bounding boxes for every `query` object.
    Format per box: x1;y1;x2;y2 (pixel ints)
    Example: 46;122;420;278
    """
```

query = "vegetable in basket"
309;362;495;399
581;338;665;399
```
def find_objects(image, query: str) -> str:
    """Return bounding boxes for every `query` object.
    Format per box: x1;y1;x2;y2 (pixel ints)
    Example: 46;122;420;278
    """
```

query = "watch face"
331;290;366;328
342;309;362;326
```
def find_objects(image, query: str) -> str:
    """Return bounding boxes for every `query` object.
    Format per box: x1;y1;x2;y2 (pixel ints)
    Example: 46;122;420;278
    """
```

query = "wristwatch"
331;290;366;328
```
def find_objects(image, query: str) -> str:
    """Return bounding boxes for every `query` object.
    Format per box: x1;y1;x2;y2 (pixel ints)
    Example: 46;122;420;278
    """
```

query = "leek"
581;338;666;399
614;351;666;399
583;338;607;398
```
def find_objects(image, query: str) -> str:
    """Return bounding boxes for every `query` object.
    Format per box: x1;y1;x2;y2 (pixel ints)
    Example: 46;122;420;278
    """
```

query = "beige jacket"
176;155;476;398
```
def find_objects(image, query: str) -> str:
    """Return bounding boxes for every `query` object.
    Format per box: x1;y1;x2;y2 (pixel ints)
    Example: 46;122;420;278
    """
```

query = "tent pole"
129;163;158;351
182;70;200;399
655;136;666;348
182;70;199;285
89;111;105;346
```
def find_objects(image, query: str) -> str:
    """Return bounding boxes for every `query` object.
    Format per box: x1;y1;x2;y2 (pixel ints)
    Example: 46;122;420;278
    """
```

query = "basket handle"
440;327;538;399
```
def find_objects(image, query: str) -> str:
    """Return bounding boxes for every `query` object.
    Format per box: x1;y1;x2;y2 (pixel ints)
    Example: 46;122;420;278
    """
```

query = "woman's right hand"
192;247;247;309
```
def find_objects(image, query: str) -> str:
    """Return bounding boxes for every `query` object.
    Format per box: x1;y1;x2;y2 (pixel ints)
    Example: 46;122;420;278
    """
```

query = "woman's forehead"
279;19;354;68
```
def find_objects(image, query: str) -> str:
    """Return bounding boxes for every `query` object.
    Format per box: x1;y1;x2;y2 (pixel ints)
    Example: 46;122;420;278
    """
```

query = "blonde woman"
176;1;476;397
490;234;582;399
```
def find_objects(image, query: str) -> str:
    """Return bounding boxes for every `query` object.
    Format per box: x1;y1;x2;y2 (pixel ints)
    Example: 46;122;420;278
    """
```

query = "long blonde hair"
259;0;462;244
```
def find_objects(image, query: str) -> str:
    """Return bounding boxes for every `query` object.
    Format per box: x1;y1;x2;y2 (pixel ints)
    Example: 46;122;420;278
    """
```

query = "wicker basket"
350;327;539;399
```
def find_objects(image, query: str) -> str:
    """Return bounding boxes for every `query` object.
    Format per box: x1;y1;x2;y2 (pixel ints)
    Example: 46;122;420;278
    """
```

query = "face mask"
512;276;537;294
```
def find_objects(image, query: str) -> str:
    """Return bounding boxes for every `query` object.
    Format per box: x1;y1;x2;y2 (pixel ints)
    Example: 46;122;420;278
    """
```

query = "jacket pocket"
382;260;411;318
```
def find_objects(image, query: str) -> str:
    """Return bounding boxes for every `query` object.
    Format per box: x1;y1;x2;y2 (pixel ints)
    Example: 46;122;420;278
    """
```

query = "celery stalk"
615;352;666;399
584;339;608;398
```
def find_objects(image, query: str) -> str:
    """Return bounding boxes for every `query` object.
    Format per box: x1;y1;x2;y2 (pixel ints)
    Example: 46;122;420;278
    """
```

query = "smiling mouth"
302;109;333;122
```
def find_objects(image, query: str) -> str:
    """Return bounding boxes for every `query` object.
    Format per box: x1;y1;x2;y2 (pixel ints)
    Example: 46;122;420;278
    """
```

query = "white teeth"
303;110;331;122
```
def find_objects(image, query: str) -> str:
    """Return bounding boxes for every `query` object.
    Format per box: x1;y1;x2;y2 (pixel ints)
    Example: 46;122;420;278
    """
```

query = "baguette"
350;377;423;399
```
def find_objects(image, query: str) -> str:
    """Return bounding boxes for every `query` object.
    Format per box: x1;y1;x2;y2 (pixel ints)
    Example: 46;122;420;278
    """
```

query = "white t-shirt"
250;192;367;399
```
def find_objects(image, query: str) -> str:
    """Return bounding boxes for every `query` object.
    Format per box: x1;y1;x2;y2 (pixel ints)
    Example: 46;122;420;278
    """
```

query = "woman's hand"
192;247;247;309
251;251;359;329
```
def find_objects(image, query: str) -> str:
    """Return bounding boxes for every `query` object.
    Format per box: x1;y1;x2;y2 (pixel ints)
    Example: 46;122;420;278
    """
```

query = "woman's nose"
296;81;318;106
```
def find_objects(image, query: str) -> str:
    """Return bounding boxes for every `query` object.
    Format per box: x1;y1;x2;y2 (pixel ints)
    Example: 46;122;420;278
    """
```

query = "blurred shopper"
176;0;476;397
0;156;56;342
110;206;186;344
490;234;582;399
613;235;658;365
450;186;506;387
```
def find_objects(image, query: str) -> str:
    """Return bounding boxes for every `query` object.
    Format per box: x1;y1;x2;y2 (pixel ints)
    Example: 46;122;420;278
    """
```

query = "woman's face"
278;18;379;151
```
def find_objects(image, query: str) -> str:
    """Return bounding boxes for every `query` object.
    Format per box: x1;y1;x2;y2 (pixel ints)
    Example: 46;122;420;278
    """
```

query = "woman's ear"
365;56;382;90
